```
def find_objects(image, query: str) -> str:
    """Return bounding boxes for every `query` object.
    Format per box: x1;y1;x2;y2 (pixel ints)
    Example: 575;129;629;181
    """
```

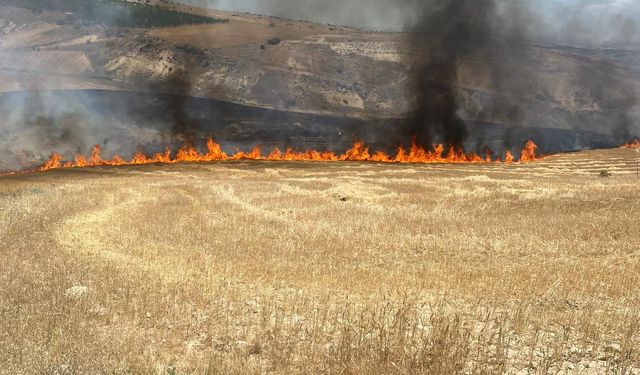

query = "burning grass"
1;148;639;373
26;138;540;174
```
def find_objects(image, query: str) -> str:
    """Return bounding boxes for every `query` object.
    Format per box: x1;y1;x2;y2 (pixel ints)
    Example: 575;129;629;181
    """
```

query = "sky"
180;0;640;45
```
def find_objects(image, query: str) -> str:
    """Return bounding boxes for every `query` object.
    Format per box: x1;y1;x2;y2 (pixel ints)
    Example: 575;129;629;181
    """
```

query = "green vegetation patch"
0;0;227;28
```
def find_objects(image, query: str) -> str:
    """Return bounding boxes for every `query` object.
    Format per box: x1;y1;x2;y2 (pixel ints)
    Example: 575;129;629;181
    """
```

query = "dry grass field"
1;147;640;374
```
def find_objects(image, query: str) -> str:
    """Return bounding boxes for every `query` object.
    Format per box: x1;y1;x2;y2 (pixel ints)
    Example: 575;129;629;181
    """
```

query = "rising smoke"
187;0;640;149
404;0;639;148
1;0;639;171
405;0;532;147
407;0;494;146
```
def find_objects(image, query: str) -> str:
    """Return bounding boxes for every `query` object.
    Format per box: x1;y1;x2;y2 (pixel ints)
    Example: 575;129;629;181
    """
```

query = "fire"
519;140;538;162
504;151;514;163
41;152;63;170
29;138;541;173
622;139;640;148
91;144;103;165
341;141;371;161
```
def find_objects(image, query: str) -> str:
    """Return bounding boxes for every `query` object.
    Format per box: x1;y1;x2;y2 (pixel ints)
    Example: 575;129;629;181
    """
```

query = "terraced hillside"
1;2;639;124
1;147;639;373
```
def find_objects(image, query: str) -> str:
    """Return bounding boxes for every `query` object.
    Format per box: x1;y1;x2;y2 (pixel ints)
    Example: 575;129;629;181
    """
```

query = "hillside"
0;2;639;170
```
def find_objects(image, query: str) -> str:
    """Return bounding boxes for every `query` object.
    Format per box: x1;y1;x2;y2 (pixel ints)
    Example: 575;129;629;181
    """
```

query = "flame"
504;151;514;163
40;153;62;171
622;139;640;149
26;138;542;174
341;141;371;161
519;140;538;163
91;144;102;165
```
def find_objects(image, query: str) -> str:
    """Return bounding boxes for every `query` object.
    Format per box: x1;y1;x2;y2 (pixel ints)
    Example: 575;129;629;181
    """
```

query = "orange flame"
40;153;63;171
519;140;538;163
622;139;640;149
91;145;102;165
341;141;371;161
29;138;541;173
504;151;514;163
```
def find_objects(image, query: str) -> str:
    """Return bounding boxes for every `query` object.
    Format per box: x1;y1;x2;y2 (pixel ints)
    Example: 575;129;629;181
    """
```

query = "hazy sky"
180;0;640;45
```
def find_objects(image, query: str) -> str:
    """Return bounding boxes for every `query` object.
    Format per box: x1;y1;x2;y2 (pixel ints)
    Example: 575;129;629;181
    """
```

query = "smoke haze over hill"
1;0;639;171
181;0;640;147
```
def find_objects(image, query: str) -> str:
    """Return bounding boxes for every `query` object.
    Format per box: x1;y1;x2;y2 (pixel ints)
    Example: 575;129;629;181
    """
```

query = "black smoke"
403;0;639;150
405;0;531;147
147;68;198;145
163;72;197;144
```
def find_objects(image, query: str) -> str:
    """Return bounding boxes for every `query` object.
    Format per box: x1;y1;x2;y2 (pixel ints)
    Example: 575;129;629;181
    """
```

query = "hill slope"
0;2;639;170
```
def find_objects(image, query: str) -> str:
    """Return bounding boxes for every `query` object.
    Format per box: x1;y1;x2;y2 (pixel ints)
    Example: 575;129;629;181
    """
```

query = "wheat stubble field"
1;147;639;374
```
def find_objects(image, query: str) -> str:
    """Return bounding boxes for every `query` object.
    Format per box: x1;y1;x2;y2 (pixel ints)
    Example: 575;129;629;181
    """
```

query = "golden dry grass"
1;147;640;374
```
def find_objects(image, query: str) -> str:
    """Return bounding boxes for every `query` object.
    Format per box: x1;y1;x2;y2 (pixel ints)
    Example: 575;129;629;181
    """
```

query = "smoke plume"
408;0;490;146
403;0;640;148
186;0;640;149
1;0;640;171
404;0;528;146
